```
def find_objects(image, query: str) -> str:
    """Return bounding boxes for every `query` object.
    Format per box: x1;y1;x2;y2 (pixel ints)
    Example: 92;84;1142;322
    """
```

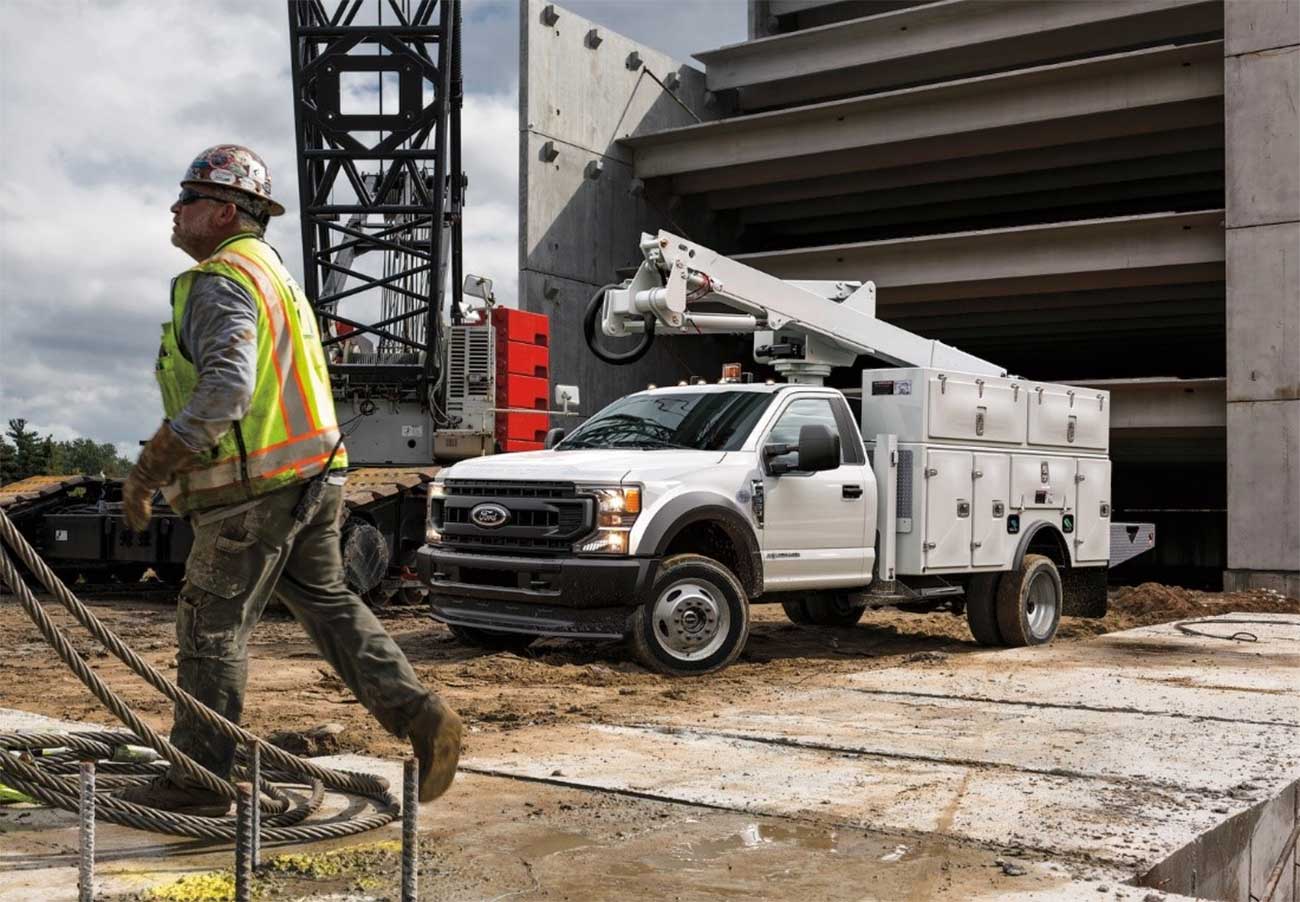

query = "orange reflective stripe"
216;251;315;437
179;428;341;492
207;424;340;467
228;249;319;433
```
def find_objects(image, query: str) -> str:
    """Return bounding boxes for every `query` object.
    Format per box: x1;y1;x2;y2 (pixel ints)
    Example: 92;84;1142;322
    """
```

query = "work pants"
168;480;431;784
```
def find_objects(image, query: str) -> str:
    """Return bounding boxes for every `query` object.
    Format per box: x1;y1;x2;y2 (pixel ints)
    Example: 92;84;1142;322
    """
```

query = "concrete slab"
697;0;1220;111
462;615;1300;898
4;616;1297;899
736;210;1225;301
626;41;1224;186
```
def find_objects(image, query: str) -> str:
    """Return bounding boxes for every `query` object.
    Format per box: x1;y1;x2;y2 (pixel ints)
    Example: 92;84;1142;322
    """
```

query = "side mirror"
543;427;566;449
463;274;494;301
798;424;840;472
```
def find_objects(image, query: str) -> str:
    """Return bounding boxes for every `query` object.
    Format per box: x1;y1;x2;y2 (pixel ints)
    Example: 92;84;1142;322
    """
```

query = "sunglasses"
176;188;264;222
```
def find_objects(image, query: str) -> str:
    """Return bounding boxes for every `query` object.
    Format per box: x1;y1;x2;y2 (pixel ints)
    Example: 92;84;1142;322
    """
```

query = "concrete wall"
519;0;741;418
1223;0;1300;597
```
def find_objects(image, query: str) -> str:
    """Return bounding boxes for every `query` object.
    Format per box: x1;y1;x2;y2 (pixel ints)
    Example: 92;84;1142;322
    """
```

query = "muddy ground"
2;582;1297;900
2;581;1295;764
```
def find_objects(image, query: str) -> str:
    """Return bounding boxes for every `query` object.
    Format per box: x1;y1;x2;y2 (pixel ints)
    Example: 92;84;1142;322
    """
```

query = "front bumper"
416;545;658;638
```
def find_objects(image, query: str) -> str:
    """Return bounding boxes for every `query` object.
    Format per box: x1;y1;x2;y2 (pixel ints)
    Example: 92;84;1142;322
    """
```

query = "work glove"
122;424;199;532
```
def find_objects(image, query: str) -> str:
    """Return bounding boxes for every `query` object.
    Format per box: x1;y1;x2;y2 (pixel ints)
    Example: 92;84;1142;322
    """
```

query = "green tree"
0;435;16;485
54;438;133;477
6;419;43;481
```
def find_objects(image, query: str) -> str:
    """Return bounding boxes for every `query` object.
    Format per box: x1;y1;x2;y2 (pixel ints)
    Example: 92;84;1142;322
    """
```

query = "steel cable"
0;507;398;841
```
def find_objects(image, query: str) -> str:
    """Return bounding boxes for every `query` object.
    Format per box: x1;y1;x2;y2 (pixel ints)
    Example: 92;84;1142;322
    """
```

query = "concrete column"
1223;0;1300;596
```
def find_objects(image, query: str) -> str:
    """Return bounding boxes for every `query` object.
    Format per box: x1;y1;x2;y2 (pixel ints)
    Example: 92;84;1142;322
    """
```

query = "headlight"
576;484;642;554
426;480;447;544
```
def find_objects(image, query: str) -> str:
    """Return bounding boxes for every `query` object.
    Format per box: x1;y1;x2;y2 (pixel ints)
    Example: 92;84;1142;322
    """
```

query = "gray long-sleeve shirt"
168;273;259;452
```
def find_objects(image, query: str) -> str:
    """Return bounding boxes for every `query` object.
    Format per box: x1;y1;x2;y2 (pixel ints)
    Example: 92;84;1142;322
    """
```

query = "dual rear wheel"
965;554;1063;647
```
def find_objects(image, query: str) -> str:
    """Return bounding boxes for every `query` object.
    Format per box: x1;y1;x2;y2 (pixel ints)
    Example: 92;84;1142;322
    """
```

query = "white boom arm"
600;231;1006;382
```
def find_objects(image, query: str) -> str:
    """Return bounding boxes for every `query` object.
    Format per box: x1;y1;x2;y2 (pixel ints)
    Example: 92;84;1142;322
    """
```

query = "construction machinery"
0;0;550;604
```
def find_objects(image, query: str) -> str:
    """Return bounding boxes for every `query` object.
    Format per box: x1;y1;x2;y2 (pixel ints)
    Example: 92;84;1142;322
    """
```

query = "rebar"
0;506;398;842
402;757;418;902
78;759;95;902
247;741;261;870
235;782;253;902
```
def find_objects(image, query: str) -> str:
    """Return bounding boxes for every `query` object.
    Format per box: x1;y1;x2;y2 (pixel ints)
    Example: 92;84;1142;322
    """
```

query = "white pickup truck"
417;232;1153;675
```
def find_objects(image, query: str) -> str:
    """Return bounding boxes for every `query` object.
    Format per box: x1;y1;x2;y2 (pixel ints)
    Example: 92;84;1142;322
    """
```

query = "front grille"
436;480;591;555
445;480;574;499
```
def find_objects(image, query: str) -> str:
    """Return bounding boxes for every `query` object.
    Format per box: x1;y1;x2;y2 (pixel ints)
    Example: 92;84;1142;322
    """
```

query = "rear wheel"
780;598;816;625
964;573;1003;646
784;593;865;627
630;554;749;676
995;554;1062;647
448;623;538;654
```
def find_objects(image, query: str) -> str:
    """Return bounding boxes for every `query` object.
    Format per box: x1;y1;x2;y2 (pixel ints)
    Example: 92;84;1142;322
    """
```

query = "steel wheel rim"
652;579;730;662
1024;569;1058;639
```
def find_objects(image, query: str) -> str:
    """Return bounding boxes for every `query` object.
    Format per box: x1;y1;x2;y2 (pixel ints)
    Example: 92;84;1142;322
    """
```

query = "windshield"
558;391;774;451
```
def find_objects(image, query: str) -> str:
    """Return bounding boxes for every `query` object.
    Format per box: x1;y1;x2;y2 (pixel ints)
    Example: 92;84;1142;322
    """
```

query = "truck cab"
419;381;874;674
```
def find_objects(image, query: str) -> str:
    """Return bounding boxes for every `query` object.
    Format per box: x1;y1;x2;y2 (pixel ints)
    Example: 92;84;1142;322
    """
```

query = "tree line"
0;419;135;485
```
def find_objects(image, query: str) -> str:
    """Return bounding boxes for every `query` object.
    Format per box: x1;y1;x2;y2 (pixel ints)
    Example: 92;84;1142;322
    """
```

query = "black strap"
232;422;253;494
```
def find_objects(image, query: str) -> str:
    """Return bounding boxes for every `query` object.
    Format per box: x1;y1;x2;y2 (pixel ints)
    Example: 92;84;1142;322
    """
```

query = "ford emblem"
469;502;511;529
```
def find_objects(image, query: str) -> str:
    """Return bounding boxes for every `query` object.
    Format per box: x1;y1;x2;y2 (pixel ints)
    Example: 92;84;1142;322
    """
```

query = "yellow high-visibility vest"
156;233;347;514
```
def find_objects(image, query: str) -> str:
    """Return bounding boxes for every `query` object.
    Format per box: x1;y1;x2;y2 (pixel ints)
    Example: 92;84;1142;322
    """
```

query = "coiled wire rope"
0;507;398;841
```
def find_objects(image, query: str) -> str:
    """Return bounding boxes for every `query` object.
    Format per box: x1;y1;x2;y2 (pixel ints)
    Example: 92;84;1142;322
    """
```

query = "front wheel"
630;554;750;676
995;554;1062;647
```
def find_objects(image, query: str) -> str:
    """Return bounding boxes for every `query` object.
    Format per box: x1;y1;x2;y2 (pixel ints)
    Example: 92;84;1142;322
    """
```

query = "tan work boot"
407;697;463;802
115;775;230;818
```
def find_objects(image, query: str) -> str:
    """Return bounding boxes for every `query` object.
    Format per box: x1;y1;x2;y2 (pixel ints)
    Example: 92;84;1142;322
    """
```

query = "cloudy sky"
0;0;743;457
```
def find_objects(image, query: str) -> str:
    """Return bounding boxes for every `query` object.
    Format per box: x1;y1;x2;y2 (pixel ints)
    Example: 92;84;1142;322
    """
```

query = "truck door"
761;396;871;589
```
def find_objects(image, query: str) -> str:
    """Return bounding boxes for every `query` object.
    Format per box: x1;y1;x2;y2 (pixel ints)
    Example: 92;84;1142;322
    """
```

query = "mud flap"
1061;567;1107;618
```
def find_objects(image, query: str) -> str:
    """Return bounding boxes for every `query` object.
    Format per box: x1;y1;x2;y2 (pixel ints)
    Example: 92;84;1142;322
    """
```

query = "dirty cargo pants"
168;480;431;785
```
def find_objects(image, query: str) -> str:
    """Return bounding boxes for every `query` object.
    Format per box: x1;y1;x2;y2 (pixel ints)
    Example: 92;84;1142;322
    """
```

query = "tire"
448;623;538;654
782;594;864;627
781;598;816;625
995;554;1063;647
964;573;1003;646
629;554;750;676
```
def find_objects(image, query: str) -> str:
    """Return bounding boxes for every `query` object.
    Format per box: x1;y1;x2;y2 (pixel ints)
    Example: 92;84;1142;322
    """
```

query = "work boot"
407;697;463;803
115;775;230;818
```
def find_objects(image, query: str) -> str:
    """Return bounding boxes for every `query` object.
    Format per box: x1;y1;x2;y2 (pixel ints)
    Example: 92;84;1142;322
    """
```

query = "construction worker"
117;145;461;816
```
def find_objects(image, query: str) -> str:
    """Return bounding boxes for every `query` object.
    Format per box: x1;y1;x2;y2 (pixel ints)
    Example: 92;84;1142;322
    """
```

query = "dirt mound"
1103;582;1299;631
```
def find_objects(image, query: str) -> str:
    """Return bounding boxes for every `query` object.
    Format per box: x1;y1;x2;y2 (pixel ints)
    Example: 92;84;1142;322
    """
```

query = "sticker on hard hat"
209;170;236;185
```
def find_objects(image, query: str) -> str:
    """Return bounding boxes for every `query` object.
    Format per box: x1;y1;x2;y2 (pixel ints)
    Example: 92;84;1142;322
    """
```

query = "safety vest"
156;233;347;514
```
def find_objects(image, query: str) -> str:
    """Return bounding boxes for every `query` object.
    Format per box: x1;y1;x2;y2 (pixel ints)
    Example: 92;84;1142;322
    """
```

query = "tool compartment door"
927;373;1026;444
1074;457;1111;562
971;452;1011;567
923;449;973;569
1011;455;1077;511
1028;385;1108;451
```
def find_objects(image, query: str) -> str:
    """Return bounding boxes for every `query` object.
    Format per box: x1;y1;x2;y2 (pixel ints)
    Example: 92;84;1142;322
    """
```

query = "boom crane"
589;231;1007;383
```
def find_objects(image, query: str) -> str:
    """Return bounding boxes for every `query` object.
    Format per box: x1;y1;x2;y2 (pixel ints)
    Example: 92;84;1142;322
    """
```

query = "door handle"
842;484;863;499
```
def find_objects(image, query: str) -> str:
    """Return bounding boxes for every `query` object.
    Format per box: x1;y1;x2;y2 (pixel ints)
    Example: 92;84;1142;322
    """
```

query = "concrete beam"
703;127;1224;210
758;172;1223;238
738;150;1223;226
737;211;1226;303
884;283;1224;320
701;0;1221;111
625;41;1224;184
1073;378;1227;433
